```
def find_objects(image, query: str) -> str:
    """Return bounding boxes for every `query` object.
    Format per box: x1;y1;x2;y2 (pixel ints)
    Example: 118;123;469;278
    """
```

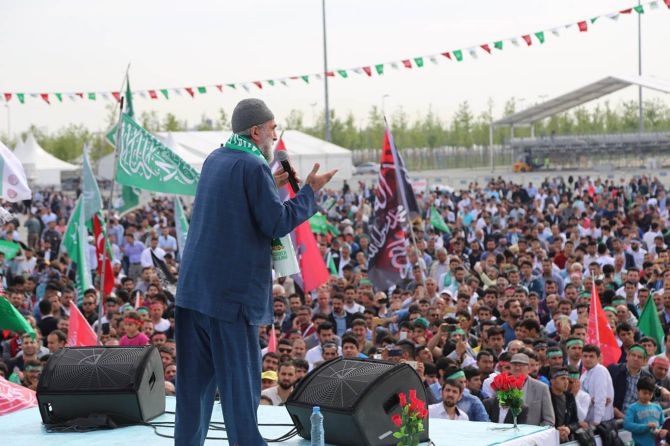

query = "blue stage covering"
0;396;559;445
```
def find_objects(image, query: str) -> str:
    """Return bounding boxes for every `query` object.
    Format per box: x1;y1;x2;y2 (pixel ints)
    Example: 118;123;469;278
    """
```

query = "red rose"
399;392;407;407
391;414;402;427
409;389;417;403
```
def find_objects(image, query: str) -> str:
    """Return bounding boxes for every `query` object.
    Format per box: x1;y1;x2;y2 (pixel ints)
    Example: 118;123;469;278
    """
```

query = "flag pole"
96;65;130;339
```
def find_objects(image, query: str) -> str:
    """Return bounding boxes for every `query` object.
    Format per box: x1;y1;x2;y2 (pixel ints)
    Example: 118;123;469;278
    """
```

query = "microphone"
276;150;300;193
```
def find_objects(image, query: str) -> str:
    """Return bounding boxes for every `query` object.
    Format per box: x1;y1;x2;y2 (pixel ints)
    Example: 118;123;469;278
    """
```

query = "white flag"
0;141;31;202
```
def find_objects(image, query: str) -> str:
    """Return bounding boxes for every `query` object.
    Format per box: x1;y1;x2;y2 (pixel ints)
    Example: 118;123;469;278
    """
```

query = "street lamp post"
322;0;331;142
638;0;644;134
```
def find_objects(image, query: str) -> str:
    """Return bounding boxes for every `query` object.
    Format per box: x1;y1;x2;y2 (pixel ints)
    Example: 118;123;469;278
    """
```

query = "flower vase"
510;407;522;430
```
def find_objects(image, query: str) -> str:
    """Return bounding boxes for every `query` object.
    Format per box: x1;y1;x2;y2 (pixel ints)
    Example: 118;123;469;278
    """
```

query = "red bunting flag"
578;21;588;32
362;66;372;76
67;303;98;347
40;93;50;104
620;8;633;14
148;90;158;99
185;87;195;97
522;35;532;46
480;44;492;54
75;92;84;99
216;84;223;92
253;81;263;89
586;282;621;366
3;93;11;102
402;59;412;68
325;71;335;77
111;91;121;102
441;52;451;60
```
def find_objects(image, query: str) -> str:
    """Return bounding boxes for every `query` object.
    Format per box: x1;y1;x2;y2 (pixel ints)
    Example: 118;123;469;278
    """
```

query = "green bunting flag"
375;64;384;75
535;31;545;44
494;41;504;50
174;196;189;261
115;114;200;195
62;198;93;303
0;296;36;337
453;50;463;61
429;207;451;233
638;294;664;354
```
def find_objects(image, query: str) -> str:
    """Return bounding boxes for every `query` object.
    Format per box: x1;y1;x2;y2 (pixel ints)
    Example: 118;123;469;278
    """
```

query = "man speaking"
175;98;337;446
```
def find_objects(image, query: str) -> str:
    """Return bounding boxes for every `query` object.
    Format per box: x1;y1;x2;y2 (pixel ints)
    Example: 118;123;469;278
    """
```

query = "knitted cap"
231;98;275;133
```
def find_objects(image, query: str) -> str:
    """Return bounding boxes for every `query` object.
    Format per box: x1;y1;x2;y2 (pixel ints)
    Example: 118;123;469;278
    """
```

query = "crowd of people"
3;171;670;444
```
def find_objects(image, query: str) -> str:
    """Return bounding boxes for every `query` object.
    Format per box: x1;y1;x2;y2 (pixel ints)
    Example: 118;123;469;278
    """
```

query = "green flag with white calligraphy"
62;198;92;304
115;114;199;195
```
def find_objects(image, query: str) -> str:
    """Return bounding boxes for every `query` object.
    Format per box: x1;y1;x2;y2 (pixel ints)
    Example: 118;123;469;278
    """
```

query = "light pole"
321;0;331;142
382;94;390;116
637;0;644;134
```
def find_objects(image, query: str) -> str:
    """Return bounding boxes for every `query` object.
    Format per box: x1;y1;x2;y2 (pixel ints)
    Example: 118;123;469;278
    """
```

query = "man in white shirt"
158;226;178;255
140;236;166;268
580;344;614;426
428;380;469;420
260;362;296;406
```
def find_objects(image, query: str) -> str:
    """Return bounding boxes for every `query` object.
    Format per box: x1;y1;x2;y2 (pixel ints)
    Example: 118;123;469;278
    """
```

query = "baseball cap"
261;371;278;381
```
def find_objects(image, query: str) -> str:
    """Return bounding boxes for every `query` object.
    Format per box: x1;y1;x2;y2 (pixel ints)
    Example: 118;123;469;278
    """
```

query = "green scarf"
223;133;269;163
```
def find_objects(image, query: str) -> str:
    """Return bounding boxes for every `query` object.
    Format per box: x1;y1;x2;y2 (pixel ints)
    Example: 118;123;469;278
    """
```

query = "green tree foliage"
6;97;669;165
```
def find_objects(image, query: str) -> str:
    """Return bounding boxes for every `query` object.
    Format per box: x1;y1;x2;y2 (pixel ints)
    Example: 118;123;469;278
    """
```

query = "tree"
163;113;186;131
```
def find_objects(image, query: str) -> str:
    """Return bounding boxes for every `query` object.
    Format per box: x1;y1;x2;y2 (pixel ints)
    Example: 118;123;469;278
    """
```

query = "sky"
1;0;669;139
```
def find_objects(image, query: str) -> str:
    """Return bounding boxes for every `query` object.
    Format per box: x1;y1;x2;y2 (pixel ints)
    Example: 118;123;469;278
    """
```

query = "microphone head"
275;150;288;162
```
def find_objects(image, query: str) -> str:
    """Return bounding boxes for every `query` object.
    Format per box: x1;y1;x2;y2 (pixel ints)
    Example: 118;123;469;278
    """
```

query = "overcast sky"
1;0;668;138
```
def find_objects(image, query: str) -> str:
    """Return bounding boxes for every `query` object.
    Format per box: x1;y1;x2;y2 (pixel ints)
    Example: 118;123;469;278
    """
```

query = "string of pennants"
3;0;669;105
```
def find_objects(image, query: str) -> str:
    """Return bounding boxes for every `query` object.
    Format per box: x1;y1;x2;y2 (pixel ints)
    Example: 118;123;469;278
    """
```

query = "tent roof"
492;75;670;127
14;134;79;171
154;130;353;158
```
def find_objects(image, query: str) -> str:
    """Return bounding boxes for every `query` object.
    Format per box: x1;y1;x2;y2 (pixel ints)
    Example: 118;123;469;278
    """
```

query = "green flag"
638;293;664;354
115;114;199;195
0;296;35;337
430;206;451;233
326;252;337;275
309;213;329;235
174;196;189;261
82;151;102;221
0;240;22;260
62;198;92;303
105;78;142;214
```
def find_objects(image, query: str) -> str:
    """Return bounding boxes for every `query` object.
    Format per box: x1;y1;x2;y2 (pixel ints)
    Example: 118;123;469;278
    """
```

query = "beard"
443;398;456;408
278;381;293;390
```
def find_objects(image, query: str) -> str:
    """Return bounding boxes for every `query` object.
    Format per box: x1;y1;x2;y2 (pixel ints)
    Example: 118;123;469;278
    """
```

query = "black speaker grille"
299;359;395;408
44;347;146;391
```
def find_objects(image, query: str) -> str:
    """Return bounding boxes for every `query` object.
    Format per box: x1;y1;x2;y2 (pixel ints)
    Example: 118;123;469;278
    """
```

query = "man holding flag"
175;98;337;446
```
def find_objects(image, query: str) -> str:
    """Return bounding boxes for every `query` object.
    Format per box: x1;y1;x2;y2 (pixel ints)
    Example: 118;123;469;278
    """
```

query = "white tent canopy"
98;130;353;181
13;133;79;186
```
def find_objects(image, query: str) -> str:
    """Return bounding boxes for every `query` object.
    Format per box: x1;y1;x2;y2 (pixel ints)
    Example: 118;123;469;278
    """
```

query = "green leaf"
393;432;403;439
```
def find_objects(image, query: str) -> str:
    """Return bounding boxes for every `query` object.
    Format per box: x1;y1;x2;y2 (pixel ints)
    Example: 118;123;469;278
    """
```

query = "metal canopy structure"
487;75;670;171
492;75;670;127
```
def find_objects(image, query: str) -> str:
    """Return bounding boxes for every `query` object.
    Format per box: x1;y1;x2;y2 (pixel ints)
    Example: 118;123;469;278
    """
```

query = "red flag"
67;304;98;347
148;90;158;99
620;8;633;14
362;66;372;76
268;325;278;353
93;214;115;295
134;290;143;310
40;93;50;104
275;138;330;293
216;84;223;92
185;87;195;97
578;21;588;32
0;376;37;415
441;52;452;60
522;35;532;46
480;44;492;54
253;81;263;89
3;93;11;102
586;282;621;366
402;59;412;68
111;91;121;102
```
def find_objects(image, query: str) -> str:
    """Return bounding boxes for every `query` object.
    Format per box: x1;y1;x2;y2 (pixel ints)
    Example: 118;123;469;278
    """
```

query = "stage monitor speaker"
285;358;429;446
37;346;165;425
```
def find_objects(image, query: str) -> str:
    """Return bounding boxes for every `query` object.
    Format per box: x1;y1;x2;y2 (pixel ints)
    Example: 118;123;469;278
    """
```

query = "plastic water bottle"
310;406;325;446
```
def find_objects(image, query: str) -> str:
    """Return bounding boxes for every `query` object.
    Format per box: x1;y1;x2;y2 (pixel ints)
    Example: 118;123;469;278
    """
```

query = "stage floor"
0;396;559;446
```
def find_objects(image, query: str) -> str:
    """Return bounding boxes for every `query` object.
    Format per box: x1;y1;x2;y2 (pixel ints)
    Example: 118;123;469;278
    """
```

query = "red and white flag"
93;214;115;295
586;282;621;366
0;376;37;415
67;303;99;347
